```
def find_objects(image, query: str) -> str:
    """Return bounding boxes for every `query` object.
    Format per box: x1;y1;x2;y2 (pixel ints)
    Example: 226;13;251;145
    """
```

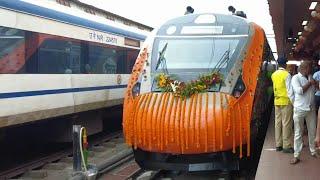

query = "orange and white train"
123;13;274;171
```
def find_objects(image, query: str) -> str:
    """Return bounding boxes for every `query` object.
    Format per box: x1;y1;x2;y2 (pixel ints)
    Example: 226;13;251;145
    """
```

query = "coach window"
88;44;117;74
0;27;26;74
38;38;80;74
127;50;139;73
115;48;139;74
116;49;126;74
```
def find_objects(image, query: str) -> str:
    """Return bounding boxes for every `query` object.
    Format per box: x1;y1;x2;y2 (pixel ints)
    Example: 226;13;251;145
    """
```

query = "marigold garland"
155;72;223;98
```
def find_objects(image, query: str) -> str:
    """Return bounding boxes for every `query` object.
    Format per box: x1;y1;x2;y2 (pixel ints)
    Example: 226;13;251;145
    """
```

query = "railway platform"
255;112;320;180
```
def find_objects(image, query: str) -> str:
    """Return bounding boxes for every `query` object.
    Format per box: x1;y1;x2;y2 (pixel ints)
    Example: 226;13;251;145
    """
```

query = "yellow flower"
159;79;166;87
158;73;167;87
197;84;206;90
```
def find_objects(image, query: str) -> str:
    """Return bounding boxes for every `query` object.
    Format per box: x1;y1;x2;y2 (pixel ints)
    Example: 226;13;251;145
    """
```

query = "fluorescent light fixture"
298;31;302;35
288;37;292;40
287;60;301;66
302;21;308;26
309;2;317;10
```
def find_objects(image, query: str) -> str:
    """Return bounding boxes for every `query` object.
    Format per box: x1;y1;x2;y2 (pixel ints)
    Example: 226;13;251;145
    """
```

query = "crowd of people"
271;57;320;165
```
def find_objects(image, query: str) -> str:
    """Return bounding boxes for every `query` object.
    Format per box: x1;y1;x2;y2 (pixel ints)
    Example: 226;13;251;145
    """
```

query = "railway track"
0;131;132;180
0;121;263;180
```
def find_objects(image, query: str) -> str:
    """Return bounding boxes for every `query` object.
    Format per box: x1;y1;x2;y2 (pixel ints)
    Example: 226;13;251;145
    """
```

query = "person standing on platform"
290;61;319;165
316;103;320;149
271;57;294;153
313;63;320;112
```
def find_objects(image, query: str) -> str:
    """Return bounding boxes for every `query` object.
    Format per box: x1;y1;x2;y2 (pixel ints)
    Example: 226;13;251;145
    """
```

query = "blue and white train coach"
0;0;147;134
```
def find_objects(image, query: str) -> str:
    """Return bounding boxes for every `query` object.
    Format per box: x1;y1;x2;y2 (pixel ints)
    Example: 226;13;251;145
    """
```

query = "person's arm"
291;75;304;95
302;81;313;93
285;74;294;103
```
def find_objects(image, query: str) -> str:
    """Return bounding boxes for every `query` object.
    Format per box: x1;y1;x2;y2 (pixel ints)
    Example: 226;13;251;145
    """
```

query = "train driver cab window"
0;27;26;74
154;38;239;74
152;37;245;91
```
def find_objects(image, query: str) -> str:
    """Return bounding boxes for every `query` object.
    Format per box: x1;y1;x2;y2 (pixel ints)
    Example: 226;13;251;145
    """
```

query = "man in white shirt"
290;61;318;164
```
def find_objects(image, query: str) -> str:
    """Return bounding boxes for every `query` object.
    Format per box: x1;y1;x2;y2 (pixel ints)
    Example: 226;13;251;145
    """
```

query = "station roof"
268;0;320;60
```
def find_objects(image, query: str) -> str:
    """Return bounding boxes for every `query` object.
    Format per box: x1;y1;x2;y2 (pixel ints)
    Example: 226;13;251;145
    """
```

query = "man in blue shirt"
312;62;320;112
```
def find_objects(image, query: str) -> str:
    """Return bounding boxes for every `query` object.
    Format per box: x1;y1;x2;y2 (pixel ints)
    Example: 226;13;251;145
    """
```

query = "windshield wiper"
155;42;168;71
212;44;231;72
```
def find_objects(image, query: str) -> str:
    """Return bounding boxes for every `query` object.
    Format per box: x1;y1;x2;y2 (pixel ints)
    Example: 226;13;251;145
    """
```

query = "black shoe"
276;147;283;151
282;148;294;153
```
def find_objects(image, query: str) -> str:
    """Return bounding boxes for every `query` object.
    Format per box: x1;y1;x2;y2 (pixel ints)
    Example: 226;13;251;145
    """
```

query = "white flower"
170;80;180;92
170;82;177;92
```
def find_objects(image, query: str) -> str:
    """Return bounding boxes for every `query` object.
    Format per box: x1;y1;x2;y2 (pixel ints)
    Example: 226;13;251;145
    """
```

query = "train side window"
0;27;26;74
116;50;126;74
38;39;80;74
127;50;139;73
88;44;117;74
116;49;139;74
82;43;140;74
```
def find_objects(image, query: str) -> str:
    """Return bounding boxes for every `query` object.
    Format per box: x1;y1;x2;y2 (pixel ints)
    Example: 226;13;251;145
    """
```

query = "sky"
80;0;277;57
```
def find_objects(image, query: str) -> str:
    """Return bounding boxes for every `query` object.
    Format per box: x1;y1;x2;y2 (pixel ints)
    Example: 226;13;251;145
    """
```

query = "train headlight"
132;82;141;97
233;77;245;98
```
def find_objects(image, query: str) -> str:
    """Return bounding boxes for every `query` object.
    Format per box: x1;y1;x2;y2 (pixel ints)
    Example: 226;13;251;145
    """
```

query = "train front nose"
123;92;250;154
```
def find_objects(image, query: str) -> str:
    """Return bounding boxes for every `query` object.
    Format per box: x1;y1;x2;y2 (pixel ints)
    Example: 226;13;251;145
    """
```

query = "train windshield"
152;37;245;74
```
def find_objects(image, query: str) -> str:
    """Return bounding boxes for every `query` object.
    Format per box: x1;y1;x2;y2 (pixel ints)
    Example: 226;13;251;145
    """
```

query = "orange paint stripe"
143;94;153;145
160;93;169;150
220;93;224;150
138;94;149;145
176;98;182;146
172;97;179;143
153;93;164;141
157;93;166;148
149;93;158;149
127;99;137;144
246;104;250;156
238;103;243;158
134;95;146;148
138;94;148;144
232;106;236;153
166;94;174;146
186;95;195;150
130;97;140;145
197;93;202;148
205;93;209;152
212;93;216;151
193;94;198;147
180;99;187;153
225;94;231;136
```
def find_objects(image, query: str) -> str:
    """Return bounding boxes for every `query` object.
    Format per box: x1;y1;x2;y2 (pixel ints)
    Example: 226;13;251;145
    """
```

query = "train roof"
0;0;147;41
157;13;251;36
